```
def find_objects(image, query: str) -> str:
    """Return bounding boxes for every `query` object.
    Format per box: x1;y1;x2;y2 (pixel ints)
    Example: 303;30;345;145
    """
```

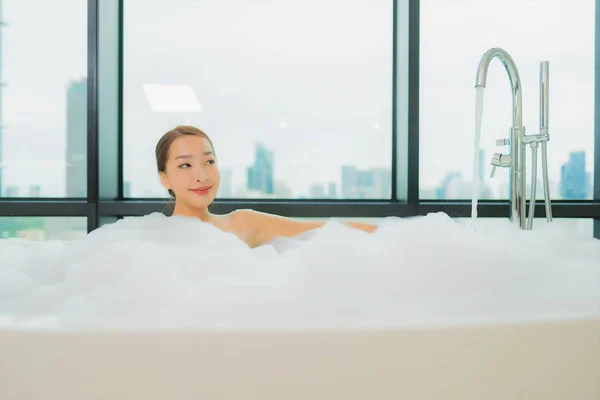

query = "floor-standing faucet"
475;48;553;230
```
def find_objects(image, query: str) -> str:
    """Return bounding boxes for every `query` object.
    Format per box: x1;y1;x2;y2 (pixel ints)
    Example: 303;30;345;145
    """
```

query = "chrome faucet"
475;48;553;230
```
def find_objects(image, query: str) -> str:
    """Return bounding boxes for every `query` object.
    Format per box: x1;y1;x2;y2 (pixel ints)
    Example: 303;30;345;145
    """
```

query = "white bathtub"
1;317;598;400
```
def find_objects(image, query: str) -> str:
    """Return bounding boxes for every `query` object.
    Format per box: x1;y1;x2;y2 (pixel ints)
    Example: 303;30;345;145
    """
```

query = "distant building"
29;185;41;197
5;185;18;197
327;182;337;199
246;142;274;194
560;151;588;200
436;170;492;200
123;181;131;198
309;184;326;198
341;166;391;199
308;182;337;199
66;78;87;198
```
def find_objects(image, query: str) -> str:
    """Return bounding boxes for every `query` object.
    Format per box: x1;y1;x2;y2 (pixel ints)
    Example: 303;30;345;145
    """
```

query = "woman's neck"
171;202;211;222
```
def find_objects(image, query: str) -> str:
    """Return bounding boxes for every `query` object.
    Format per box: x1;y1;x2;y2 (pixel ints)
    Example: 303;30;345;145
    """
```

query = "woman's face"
159;135;220;209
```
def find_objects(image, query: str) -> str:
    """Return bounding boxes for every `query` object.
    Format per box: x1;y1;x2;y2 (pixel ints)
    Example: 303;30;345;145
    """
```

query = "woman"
156;125;377;247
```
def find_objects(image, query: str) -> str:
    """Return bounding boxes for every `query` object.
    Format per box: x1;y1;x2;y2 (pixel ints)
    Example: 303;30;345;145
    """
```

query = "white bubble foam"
0;212;599;331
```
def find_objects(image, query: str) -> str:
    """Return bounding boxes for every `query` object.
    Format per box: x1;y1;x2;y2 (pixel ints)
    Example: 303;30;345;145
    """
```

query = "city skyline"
119;141;590;201
0;73;595;201
0;63;595;201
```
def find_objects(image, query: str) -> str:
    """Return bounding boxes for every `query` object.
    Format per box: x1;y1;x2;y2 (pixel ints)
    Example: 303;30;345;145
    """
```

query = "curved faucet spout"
474;47;526;230
475;47;523;127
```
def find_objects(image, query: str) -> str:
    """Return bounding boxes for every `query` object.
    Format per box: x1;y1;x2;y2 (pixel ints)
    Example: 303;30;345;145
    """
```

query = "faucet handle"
490;166;497;178
496;138;510;146
490;152;511;178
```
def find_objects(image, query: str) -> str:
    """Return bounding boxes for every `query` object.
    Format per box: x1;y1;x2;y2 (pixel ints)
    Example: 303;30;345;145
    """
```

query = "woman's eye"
206;160;215;165
179;163;191;168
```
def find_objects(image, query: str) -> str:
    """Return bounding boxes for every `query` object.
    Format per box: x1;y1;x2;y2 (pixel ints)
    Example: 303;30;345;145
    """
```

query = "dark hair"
155;125;216;198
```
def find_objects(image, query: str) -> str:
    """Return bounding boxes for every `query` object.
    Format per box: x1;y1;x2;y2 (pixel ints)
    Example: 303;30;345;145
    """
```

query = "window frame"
0;0;598;239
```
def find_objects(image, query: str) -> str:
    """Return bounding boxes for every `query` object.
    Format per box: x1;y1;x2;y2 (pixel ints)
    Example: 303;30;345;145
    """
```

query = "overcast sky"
0;0;595;198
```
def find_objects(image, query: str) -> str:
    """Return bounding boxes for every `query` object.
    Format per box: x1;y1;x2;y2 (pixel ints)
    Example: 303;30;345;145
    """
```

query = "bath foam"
0;212;599;331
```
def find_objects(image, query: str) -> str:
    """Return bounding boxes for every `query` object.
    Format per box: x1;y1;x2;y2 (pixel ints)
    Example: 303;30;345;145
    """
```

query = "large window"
0;1;596;238
420;0;595;201
0;0;88;199
122;0;394;200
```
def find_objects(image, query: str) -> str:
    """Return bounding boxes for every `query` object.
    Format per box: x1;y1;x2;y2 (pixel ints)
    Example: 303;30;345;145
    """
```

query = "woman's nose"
195;168;208;182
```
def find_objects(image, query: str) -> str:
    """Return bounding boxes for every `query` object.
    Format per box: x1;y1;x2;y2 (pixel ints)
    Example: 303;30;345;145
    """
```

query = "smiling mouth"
190;186;212;195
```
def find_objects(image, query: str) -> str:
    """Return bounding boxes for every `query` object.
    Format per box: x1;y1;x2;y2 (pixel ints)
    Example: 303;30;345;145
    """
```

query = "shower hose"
526;140;553;230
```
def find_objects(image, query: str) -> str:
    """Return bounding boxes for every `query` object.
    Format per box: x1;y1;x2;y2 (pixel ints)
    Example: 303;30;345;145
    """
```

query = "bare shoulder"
228;208;275;232
231;209;323;246
230;209;303;230
227;209;263;246
229;208;261;226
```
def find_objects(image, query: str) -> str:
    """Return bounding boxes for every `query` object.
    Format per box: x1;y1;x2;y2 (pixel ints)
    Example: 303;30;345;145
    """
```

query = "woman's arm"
231;209;377;246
